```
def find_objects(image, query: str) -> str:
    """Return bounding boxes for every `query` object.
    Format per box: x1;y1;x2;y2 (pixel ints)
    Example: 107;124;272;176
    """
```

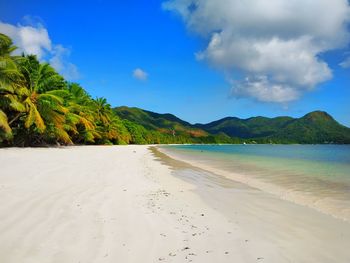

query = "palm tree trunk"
9;112;23;125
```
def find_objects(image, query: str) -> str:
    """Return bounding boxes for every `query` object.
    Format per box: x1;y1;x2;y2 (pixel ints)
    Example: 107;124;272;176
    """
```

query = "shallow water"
161;145;350;221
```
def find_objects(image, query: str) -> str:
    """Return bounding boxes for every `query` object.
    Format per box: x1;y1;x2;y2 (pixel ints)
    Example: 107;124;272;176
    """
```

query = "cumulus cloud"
0;21;51;59
163;0;350;102
133;68;148;81
0;20;79;80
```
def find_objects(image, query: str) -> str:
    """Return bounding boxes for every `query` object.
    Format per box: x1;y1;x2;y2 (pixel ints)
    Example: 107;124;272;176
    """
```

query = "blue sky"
1;0;350;126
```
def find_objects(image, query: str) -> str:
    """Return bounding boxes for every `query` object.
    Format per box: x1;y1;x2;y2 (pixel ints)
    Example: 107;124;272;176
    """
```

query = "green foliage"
0;33;133;146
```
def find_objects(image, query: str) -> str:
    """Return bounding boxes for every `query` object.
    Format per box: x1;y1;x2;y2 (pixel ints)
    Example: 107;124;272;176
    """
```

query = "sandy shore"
0;145;350;263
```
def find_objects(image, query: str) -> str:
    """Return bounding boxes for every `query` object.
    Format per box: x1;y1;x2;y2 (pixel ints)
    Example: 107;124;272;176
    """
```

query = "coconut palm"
0;33;133;146
94;97;112;125
93;97;121;143
10;55;71;145
0;33;21;87
0;33;23;140
103;115;131;144
64;83;98;143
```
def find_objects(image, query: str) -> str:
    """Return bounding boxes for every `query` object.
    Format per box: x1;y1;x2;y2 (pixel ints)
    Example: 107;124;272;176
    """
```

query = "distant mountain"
115;107;350;144
195;116;294;139
269;111;350;144
197;111;350;144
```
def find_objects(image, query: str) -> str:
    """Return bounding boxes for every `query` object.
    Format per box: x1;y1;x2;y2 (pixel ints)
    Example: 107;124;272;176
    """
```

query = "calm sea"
162;145;350;221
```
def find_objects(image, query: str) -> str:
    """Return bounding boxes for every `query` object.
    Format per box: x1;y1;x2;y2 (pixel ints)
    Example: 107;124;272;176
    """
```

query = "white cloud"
0;21;51;59
0;20;79;80
163;0;350;103
133;68;148;81
232;75;300;103
49;45;80;80
339;56;350;68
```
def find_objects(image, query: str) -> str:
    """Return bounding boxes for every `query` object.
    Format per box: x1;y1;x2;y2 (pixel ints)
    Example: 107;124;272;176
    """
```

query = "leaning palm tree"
94;97;112;125
0;33;23;140
64;83;99;143
11;55;72;145
103;115;131;144
93;97;117;144
0;33;21;87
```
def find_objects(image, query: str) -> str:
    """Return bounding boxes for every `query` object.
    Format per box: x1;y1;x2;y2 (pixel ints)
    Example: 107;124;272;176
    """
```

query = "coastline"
157;145;350;222
154;146;350;261
0;145;349;262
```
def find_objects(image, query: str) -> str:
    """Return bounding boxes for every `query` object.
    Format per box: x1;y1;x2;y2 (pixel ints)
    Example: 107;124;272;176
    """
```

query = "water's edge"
155;146;350;222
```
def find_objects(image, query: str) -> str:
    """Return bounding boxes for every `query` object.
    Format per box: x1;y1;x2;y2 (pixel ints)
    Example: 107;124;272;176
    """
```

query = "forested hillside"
196;111;350;144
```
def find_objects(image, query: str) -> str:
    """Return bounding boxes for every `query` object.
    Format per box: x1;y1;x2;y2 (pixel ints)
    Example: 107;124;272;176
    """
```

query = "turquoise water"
163;145;350;220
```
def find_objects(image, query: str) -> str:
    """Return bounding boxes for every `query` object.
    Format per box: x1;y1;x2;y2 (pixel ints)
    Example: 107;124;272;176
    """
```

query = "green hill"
197;111;350;144
115;107;350;144
269;111;350;144
114;107;240;144
195;116;294;138
115;106;207;137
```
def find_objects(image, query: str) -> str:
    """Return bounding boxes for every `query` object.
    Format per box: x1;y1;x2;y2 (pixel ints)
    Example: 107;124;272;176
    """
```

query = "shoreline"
153;146;350;261
157;145;350;222
0;145;350;262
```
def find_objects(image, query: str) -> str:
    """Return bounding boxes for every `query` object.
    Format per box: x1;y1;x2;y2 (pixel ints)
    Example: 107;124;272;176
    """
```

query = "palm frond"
4;94;26;112
0;109;12;135
52;127;73;145
25;100;46;132
38;93;65;105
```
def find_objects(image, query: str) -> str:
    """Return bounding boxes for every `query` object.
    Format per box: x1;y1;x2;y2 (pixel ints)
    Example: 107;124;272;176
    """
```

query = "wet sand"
158;145;350;222
155;146;350;262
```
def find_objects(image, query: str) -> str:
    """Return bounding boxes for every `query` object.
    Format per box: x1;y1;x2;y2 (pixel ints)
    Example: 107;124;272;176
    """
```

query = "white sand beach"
0;145;350;263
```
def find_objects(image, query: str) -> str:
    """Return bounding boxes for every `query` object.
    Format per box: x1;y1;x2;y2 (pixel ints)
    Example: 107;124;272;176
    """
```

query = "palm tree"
0;33;131;146
11;55;71;145
0;33;23;140
64;83;98;143
0;33;21;87
93;97;121;144
103;115;131;144
94;97;112;125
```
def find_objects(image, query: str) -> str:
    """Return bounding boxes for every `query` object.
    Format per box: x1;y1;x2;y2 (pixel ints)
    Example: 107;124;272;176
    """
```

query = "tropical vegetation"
0;33;130;146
